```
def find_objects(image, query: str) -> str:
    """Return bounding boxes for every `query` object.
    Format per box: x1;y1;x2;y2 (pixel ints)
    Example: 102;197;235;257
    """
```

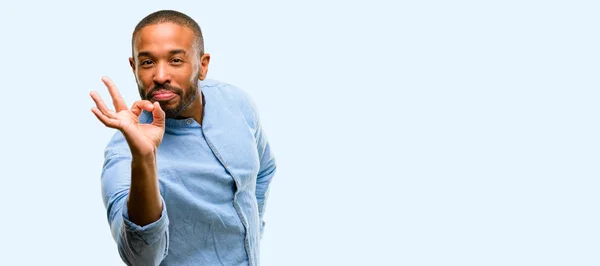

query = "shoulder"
201;78;259;126
201;79;254;106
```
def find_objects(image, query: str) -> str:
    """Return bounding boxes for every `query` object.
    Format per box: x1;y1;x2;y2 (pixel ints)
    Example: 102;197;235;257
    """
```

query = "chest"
157;123;259;197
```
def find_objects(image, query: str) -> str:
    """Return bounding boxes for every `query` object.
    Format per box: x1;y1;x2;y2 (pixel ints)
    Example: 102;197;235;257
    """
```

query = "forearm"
256;159;276;238
117;200;169;266
127;153;163;226
120;153;169;265
256;179;272;217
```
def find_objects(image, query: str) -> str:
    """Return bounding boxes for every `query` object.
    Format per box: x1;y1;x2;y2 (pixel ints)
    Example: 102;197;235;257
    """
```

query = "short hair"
131;10;204;59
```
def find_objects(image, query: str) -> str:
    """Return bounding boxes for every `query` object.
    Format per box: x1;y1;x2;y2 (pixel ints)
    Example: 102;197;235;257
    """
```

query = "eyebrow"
137;49;187;58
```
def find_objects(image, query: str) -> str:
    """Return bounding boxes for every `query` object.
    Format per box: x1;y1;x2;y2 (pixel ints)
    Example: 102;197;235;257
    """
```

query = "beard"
138;79;199;118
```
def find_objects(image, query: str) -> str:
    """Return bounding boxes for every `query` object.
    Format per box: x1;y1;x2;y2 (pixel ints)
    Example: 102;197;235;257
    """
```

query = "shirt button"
186;119;192;125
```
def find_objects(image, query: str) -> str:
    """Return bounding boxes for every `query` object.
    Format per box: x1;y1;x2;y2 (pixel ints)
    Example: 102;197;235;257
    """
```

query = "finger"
130;100;154;116
152;102;166;127
90;91;117;118
91;107;121;129
101;76;128;112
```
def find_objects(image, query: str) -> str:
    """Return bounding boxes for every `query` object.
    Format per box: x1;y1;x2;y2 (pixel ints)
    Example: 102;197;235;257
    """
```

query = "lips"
151;90;177;101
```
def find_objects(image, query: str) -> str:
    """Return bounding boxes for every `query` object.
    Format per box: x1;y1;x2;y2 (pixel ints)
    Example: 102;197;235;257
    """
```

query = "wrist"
131;151;156;165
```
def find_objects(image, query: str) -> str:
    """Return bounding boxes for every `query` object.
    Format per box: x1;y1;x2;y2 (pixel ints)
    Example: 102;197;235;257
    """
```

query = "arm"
244;93;276;238
255;121;276;238
102;147;169;266
229;83;277;238
128;153;162;226
93;77;169;265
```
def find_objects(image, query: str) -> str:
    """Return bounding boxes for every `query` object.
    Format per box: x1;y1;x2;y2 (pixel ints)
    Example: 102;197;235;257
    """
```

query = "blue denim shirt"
100;79;276;265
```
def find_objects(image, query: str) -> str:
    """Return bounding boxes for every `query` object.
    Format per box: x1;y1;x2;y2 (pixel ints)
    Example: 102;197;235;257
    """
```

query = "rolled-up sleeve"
101;133;169;266
117;197;170;266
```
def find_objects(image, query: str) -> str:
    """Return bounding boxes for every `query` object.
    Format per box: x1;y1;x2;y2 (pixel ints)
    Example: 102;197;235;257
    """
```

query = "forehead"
135;22;195;53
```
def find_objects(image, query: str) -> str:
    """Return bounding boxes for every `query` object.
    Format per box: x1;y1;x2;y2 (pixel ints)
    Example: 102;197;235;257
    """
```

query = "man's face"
129;23;203;118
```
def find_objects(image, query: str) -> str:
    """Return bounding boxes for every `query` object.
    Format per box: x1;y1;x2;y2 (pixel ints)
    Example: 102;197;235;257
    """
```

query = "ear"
129;57;136;73
198;53;211;80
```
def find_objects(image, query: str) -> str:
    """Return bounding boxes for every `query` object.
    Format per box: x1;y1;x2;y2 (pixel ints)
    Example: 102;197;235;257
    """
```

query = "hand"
90;76;166;157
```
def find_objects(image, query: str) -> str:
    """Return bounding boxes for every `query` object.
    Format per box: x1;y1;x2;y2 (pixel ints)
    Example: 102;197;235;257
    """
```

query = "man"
90;10;276;266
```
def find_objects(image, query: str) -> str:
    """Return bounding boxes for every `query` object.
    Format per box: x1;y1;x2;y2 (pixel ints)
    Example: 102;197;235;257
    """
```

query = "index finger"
101;76;128;112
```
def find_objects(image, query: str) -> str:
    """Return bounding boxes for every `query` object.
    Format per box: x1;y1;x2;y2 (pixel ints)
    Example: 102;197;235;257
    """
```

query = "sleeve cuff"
122;197;169;246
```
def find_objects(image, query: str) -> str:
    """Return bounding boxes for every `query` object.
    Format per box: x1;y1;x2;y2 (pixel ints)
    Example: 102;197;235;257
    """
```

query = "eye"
171;58;184;64
140;59;153;66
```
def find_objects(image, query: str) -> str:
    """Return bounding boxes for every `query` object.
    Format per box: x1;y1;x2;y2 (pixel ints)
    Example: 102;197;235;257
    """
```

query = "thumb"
152;102;166;127
131;100;154;116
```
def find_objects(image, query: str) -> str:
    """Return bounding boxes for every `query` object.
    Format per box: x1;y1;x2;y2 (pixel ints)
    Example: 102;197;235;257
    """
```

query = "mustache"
145;83;183;99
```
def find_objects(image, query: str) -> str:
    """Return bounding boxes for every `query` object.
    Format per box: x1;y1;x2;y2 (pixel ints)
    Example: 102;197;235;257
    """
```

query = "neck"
175;90;204;125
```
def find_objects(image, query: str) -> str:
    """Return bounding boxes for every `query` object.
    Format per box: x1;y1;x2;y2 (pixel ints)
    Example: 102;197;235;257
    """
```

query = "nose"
153;62;172;84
